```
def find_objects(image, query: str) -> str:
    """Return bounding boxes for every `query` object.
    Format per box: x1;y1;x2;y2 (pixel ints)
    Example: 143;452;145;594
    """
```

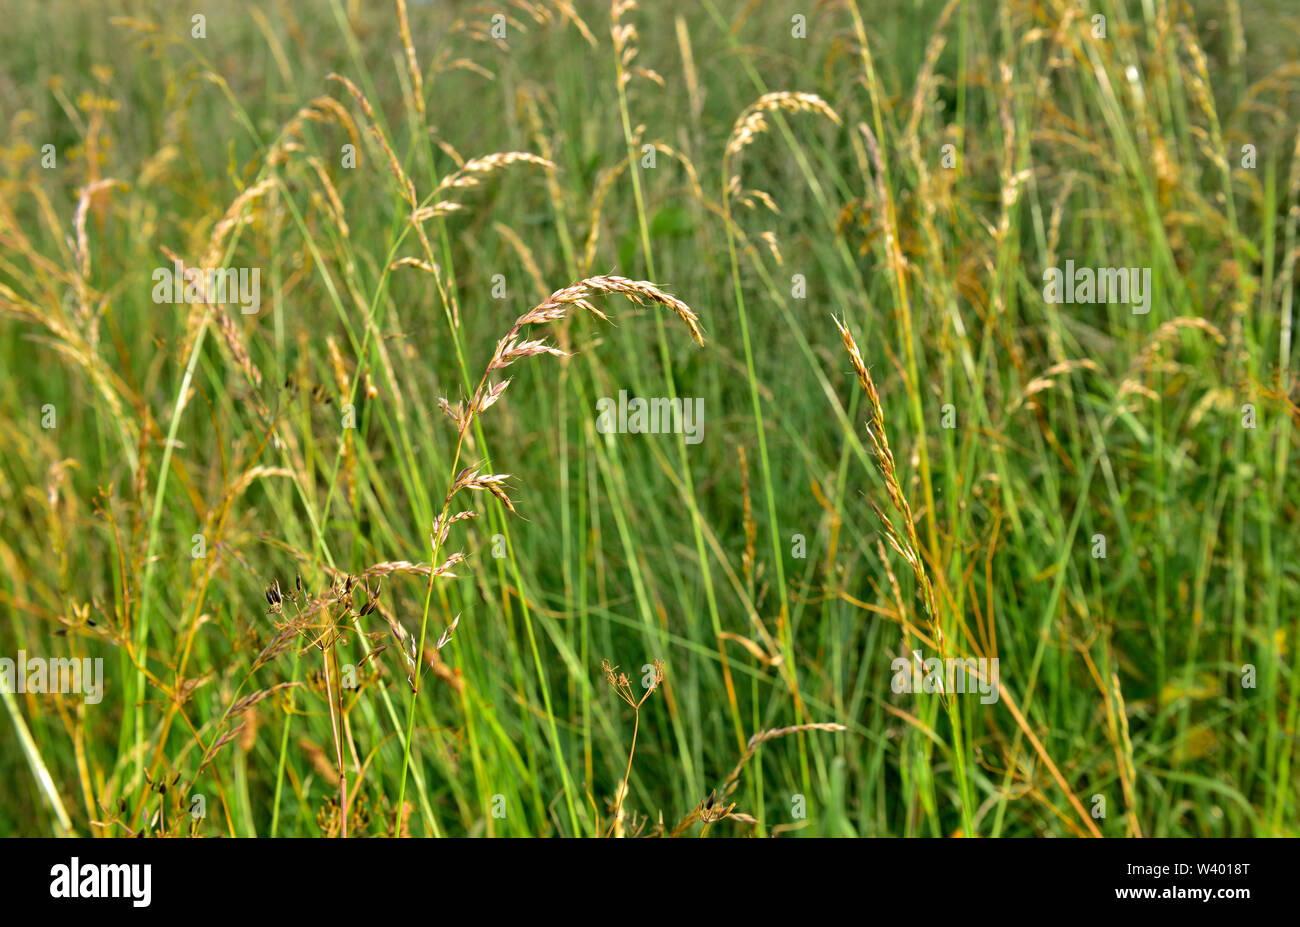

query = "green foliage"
0;0;1296;838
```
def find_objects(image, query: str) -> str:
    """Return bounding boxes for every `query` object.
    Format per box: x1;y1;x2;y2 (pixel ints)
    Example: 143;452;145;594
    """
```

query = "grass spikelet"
393;274;702;822
833;316;941;649
328;72;417;206
434;151;556;195
6;0;1296;845
725;91;841;159
395;0;425;117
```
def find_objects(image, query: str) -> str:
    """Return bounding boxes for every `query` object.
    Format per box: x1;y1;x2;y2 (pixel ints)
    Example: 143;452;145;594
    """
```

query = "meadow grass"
0;0;1297;837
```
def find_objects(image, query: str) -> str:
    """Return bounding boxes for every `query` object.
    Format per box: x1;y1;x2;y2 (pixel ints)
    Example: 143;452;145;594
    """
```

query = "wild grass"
0;0;1297;837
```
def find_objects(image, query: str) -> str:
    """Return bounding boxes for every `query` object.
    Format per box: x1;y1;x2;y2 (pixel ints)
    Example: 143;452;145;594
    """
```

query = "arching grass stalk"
393;276;703;833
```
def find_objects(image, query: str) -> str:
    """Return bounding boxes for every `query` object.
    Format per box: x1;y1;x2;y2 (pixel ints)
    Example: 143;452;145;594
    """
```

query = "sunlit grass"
0;0;1296;837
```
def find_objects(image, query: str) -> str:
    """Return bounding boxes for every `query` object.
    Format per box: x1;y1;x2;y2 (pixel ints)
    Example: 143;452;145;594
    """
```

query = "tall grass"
0;0;1296;837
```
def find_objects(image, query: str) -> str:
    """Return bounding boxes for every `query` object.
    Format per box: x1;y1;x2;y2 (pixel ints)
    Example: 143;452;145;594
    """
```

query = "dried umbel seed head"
601;659;631;693
644;658;665;693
